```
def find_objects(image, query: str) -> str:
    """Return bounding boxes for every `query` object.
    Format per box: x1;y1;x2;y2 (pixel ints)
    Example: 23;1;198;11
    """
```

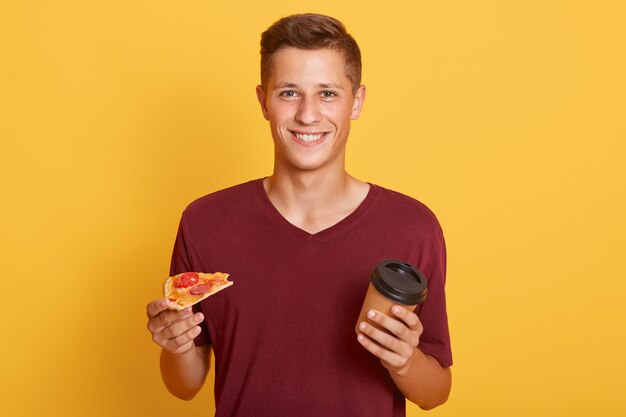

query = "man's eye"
321;91;337;98
280;90;297;97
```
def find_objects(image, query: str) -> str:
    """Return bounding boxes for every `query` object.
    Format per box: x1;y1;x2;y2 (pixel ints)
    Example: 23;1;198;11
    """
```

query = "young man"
146;14;452;416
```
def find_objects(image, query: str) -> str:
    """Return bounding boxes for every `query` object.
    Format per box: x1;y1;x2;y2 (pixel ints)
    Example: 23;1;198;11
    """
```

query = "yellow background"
1;1;625;416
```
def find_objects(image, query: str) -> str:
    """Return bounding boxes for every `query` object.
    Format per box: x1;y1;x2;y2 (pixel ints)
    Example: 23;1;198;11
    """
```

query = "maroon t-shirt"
170;179;452;417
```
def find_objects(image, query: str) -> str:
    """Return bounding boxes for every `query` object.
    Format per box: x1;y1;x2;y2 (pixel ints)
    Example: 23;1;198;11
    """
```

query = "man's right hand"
146;298;204;355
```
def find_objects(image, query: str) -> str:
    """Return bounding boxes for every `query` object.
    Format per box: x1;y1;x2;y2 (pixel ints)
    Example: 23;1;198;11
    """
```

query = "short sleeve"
169;218;211;347
415;228;453;367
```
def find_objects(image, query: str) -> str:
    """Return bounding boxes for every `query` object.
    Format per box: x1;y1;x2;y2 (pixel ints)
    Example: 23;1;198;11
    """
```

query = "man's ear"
256;85;270;121
350;85;366;120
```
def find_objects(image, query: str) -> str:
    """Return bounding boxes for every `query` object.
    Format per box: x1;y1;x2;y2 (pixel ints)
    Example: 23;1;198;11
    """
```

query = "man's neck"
263;167;369;234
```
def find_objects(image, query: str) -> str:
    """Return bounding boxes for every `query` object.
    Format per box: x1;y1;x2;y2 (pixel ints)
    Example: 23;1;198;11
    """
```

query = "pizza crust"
163;272;233;310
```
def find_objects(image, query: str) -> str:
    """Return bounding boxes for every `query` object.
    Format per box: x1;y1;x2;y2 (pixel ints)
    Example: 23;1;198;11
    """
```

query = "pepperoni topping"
173;272;200;288
190;284;209;295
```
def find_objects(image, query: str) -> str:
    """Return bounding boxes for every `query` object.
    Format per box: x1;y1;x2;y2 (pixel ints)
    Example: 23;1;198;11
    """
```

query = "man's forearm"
160;346;210;400
389;349;451;410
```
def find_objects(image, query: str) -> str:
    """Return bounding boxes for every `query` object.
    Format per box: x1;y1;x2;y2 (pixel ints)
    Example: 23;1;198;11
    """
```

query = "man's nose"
295;96;321;125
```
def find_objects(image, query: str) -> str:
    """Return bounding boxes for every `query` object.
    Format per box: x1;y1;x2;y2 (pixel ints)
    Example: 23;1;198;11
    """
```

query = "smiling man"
146;13;452;416
255;45;370;234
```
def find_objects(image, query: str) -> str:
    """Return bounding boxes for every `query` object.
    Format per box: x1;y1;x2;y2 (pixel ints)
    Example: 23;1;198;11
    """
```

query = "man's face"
256;47;365;172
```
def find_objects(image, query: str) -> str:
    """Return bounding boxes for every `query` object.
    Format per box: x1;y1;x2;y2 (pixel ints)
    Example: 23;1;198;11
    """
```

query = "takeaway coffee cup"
355;260;428;335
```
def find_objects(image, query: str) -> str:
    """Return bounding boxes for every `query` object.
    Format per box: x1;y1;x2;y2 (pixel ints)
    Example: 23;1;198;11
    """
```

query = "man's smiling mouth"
292;132;326;143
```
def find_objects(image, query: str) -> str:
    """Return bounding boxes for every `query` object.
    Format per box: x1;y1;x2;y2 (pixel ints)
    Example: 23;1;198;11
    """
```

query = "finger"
365;309;420;347
151;310;199;347
147;307;193;334
162;312;204;340
164;325;202;354
146;298;170;319
357;332;405;368
390;305;422;331
171;340;195;355
358;319;412;356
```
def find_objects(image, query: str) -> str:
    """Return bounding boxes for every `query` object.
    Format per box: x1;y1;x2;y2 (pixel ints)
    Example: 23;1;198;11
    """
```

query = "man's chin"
281;155;344;173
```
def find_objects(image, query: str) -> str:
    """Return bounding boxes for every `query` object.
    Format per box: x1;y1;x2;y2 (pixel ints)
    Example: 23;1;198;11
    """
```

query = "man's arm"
160;345;211;400
357;305;451;409
147;298;211;400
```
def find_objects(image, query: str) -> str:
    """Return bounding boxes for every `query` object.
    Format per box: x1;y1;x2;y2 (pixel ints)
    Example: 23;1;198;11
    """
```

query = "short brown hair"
260;13;362;93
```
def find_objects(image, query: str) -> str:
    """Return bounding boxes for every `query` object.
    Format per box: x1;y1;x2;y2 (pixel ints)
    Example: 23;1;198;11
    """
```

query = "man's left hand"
357;305;424;376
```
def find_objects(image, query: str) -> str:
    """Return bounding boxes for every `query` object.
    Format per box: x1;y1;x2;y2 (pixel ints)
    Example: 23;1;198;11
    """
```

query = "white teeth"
295;133;323;142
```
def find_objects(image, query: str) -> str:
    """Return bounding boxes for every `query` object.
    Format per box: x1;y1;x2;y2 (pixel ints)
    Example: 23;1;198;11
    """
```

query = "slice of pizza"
163;272;233;310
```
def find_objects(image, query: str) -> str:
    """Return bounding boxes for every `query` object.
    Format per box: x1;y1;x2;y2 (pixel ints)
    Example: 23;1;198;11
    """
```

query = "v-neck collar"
253;178;380;243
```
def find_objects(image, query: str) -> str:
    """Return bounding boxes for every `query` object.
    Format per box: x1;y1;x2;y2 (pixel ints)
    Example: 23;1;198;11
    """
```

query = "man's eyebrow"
318;83;345;90
276;82;298;88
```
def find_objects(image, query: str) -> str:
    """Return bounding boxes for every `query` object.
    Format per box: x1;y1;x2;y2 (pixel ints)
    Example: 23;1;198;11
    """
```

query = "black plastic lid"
370;260;428;305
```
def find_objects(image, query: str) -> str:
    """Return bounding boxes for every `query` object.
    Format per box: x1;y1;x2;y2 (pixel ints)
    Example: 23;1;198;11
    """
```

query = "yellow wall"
2;1;625;416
